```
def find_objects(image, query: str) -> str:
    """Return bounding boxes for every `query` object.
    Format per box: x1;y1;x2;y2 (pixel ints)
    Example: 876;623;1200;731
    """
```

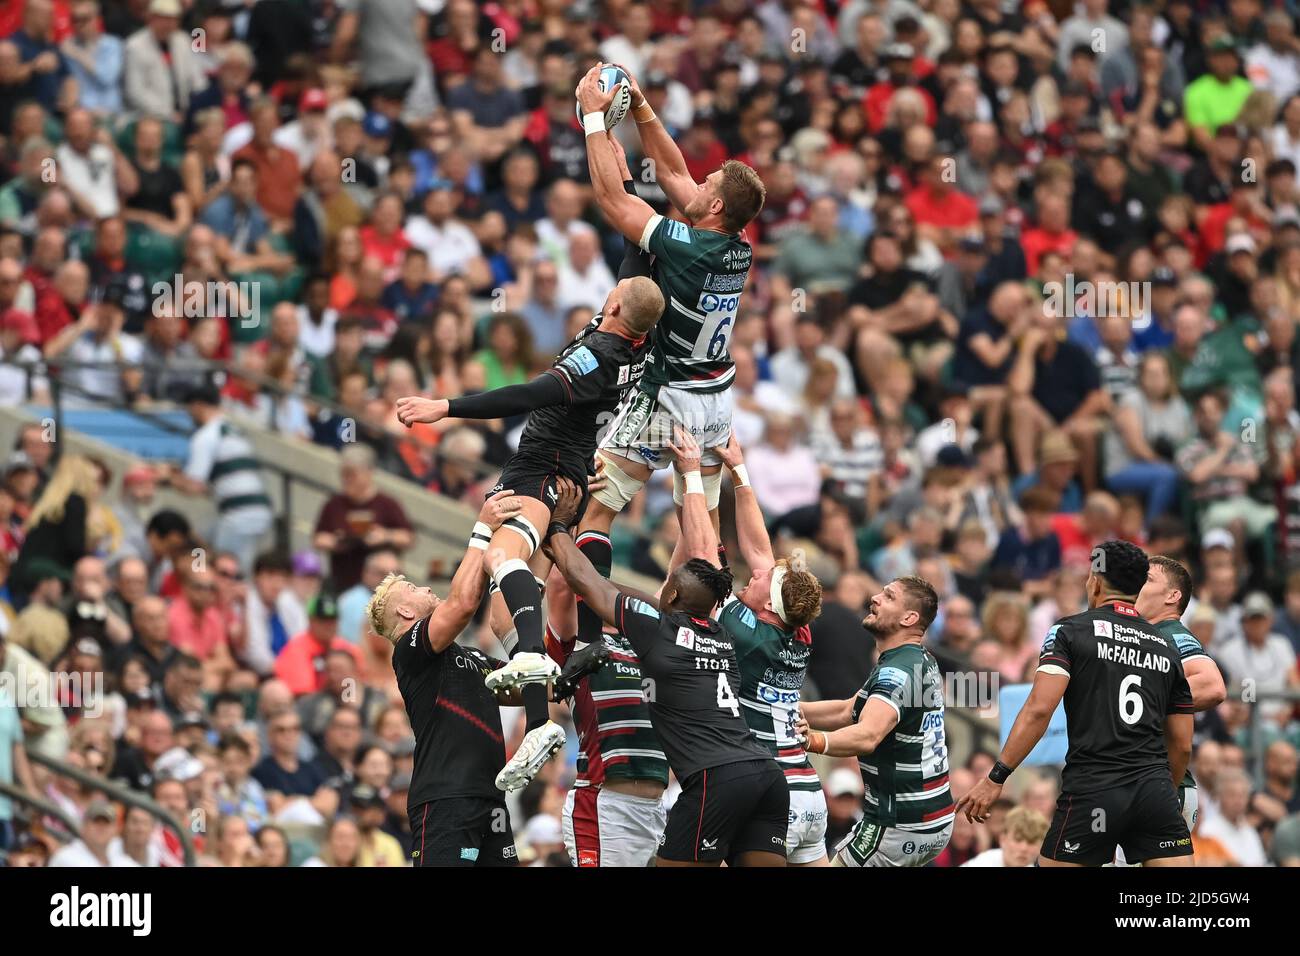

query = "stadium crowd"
1;0;1300;866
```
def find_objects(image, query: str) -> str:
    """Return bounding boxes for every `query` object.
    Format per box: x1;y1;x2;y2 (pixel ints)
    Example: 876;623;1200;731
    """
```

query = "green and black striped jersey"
636;213;752;394
1155;618;1213;790
852;643;954;831
718;596;821;792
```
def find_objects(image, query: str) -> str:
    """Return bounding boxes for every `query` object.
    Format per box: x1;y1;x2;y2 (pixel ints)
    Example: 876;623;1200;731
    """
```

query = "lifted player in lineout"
571;63;767;677
394;275;664;791
957;540;1197;867
546;455;791;867
798;576;954;867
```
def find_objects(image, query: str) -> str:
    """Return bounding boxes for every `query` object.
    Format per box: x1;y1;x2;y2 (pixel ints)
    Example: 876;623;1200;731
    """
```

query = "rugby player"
571;63;766;669
394;274;664;791
495;550;670;868
797;576;955;867
545;467;790;867
1134;555;1227;834
956;540;1197;867
707;434;828;864
368;490;613;866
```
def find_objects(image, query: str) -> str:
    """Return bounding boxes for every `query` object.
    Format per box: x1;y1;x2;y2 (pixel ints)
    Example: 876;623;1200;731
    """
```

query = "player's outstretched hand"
954;776;1002;825
551;476;584;529
666;424;702;474
576;64;615;116
478;488;521;531
718;431;745;470
611;63;645;109
395;395;449;427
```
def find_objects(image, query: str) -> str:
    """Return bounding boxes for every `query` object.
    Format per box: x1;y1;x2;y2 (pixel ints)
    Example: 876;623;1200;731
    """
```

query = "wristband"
731;464;750;488
988;760;1014;785
806;730;828;754
468;521;492;551
582;111;606;136
545;521;570;543
633;102;656;124
683;471;704;496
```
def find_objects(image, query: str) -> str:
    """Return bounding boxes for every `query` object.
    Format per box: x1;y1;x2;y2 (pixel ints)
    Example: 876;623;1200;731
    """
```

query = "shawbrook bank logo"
1042;275;1152;326
50;886;151;936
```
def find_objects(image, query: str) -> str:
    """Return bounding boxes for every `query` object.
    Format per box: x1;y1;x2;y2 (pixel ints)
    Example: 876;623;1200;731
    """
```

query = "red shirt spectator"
273;594;363;695
168;572;227;660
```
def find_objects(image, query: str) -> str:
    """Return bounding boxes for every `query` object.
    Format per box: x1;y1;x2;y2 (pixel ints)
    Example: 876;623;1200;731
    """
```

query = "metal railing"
1244;687;1300;790
0;781;80;845
24;747;197;867
2;355;497;557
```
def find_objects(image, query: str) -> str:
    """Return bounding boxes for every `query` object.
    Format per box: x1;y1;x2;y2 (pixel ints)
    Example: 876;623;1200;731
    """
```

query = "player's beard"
861;610;888;638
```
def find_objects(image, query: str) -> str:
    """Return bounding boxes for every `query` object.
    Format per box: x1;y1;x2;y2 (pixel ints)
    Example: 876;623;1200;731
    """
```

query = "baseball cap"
827;768;864;798
154;746;204;783
3;450;35;477
149;0;183;17
182;382;221;406
362;112;392;138
299;88;328;113
936;444;972;469
10;830;50;858
1208;35;1240;55
0;308;39;344
1242;591;1275;618
123;464;158;486
126;689;158;710
523;814;563;847
72;637;103;658
978;194;1004;217
958;233;987;253
1201;527;1235;551
883;42;915;60
1151;266;1178;287
1226;233;1257;255
349;783;384;809
1039;430;1080;466
293;550;323;577
84;799;117;823
177;710;208;730
309;591;339;620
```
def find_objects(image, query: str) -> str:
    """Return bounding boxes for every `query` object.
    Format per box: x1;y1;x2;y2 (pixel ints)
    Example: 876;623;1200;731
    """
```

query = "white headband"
770;565;789;626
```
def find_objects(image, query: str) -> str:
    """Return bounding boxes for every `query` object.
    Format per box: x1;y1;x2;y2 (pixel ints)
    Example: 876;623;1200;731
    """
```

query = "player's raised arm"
578;66;657;248
718;433;775;572
545;477;622;627
425;489;522;652
618;65;699;216
667;426;719;567
956;667;1068;824
797;697;858;732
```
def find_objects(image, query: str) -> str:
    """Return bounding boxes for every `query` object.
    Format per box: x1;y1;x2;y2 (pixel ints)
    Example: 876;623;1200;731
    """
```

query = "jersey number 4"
717;673;740;717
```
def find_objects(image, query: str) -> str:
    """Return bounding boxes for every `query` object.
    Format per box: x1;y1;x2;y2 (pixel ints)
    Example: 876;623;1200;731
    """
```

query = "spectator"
1216;592;1300;726
48;798;138;866
242;551;308;677
1199;768;1269;866
122;0;206;122
272;592;362;697
61;2;122;116
960;806;1050;866
990;487;1062;599
312;444;411;593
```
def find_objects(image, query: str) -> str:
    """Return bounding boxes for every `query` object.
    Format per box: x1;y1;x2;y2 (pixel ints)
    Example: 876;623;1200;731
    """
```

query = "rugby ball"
576;65;632;131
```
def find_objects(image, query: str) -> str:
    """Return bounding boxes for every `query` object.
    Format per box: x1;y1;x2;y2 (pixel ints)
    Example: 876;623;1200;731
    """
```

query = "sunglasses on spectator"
216;567;245;581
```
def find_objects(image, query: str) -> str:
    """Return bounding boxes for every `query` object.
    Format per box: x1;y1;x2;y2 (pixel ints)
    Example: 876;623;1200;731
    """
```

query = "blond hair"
777;557;823;628
617;276;664;336
365;572;406;641
23;453;99;533
719;160;766;232
1003;806;1050;845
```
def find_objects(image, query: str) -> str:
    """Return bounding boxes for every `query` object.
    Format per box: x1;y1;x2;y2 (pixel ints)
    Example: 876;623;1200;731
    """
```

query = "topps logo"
675;627;696;650
1094;620;1113;638
50;886;152;936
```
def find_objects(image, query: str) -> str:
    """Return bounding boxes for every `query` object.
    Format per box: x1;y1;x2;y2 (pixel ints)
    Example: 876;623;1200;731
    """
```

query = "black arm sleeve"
446;372;568;420
617;178;655;280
